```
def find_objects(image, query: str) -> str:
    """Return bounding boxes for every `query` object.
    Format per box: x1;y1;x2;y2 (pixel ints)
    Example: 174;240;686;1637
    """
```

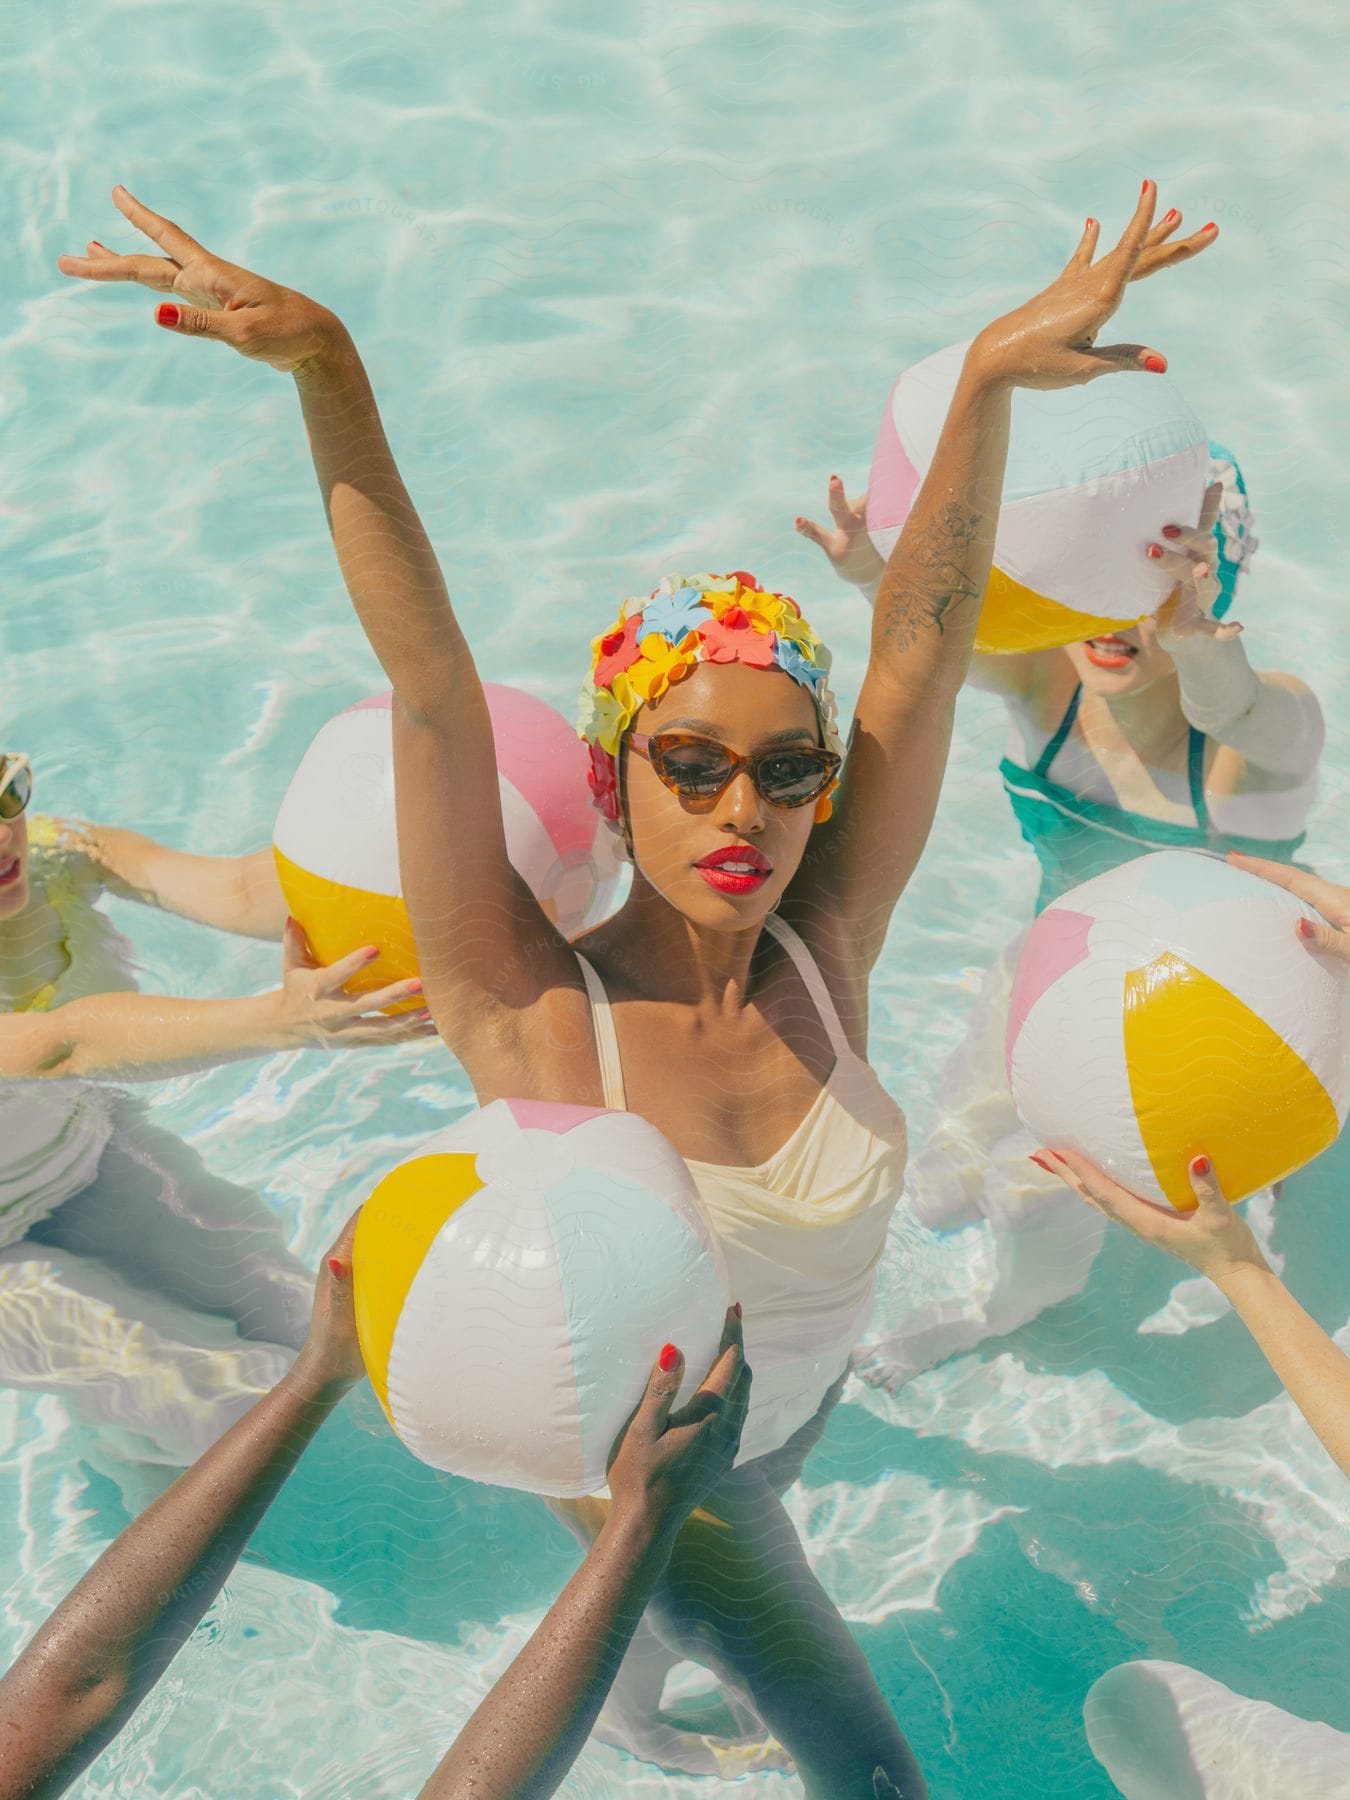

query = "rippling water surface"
3;2;1350;1794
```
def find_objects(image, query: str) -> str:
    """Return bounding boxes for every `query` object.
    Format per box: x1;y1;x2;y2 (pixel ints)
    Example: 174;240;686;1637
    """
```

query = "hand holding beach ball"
352;1100;731;1498
1007;851;1350;1210
272;686;626;1008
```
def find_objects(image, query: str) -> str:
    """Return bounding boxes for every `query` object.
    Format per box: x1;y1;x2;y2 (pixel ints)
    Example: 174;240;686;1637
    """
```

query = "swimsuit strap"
1188;726;1212;833
761;913;853;1066
1034;684;1084;779
574;952;628;1110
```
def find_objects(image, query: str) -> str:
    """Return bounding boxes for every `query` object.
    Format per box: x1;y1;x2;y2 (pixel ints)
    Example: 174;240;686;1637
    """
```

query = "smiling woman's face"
0;757;31;920
620;660;824;927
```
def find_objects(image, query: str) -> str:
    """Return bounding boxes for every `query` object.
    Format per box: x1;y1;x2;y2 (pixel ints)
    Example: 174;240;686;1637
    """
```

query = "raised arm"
419;1314;749;1799
788;189;1217;968
58;190;575;1073
1041;1149;1350;1479
1151;486;1324;781
0;925;429;1079
0;1221;364;1800
62;826;287;939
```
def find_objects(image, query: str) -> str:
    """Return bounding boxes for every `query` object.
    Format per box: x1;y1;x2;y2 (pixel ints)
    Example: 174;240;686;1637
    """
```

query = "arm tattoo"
875;501;984;655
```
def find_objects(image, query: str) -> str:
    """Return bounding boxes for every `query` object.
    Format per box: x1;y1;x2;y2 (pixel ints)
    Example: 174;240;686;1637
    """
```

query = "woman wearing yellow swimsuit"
0;749;430;1465
62;180;1213;1796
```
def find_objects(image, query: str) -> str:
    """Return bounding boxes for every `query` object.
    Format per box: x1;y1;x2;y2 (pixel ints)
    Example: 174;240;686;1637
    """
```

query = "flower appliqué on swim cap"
576;571;845;817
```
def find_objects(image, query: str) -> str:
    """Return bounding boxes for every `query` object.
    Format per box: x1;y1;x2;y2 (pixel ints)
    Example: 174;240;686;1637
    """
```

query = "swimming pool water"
3;2;1350;1794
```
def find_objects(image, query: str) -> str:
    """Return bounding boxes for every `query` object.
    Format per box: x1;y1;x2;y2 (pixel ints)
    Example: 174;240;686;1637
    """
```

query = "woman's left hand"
794;476;886;591
286;1212;367;1397
1151;481;1242;648
58;186;344;376
968;185;1216;393
278;919;439;1049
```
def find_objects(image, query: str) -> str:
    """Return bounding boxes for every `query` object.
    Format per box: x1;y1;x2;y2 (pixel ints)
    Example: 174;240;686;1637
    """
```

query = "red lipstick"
694;844;771;895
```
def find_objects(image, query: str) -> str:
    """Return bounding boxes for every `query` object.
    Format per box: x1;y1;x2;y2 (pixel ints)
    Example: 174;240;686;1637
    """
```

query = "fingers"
355;975;424;1013
1226;851;1350;925
1146;208;1184;247
322;1208;362;1279
111;182;209;266
1103;178;1159;276
315;940;380;990
56;249;182;290
1065;214;1101;271
1036;1147;1174;1235
699;1304;746;1405
794;513;832;550
825;474;865;529
1070;342;1168;379
634;1342;685;1442
1186;1154;1231;1219
282;915;321;974
1129;221;1219;284
1295;912;1350;963
153;301;253;345
1197;479;1225;536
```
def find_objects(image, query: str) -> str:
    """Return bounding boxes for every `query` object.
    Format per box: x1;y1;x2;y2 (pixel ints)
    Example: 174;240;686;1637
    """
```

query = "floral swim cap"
1207;440;1257;622
576;571;843;821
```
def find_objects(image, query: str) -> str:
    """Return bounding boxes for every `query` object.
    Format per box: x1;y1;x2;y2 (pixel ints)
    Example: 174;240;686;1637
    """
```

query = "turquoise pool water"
4;2;1350;1794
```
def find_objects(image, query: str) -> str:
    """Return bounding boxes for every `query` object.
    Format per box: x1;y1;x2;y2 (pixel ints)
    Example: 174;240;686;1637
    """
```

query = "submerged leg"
29;1099;312;1350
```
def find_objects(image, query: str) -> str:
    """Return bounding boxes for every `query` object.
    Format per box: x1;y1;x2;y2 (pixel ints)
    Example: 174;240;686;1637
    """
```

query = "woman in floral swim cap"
62;181;1213;1796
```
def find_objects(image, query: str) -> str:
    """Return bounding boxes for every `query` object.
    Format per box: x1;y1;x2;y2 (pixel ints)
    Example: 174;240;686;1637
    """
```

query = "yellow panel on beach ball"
353;1152;484;1417
274;848;420;1011
977;569;1145;656
1124;953;1339;1211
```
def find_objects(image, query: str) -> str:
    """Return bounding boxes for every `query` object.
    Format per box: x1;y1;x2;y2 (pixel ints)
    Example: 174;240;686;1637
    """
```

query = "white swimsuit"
575;913;909;1464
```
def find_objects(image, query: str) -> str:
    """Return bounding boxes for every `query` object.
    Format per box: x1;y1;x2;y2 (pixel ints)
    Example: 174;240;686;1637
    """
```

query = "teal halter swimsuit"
1000;684;1308;914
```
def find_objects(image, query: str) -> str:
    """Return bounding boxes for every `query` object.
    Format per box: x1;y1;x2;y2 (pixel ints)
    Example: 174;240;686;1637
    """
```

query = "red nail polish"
1190;1155;1211;1178
1143;353;1167;374
156;301;180;327
1162;524;1181;539
327;1256;345;1278
1147;543;1163;559
1085;216;1096;230
658;1343;679;1372
1142;178;1152;192
407;978;423;993
1162;209;1178;223
733;1300;743;1319
1029;1153;1052;1172
1297;917;1316;939
364;946;379;960
1202;221;1217;232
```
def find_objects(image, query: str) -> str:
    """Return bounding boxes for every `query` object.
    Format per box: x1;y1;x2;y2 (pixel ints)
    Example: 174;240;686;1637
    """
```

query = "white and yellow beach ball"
272;686;625;1006
1007;852;1350;1209
865;341;1211;653
353;1099;730;1497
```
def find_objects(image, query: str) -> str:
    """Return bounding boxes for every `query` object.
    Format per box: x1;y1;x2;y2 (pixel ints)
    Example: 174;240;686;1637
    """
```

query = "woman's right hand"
606;1306;751;1537
1036;1147;1268;1286
794;476;886;591
277;918;438;1049
286;1212;368;1399
58;186;345;377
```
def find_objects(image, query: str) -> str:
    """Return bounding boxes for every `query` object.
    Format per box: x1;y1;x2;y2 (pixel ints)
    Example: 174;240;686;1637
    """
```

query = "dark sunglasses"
627;732;841;808
0;754;32;822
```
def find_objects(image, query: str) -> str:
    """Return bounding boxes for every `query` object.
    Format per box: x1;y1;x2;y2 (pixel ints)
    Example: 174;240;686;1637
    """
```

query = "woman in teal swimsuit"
800;444;1324;1382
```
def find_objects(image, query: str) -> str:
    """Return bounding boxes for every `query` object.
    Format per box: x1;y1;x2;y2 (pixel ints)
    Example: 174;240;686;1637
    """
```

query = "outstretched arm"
420;1314;749;1799
0;924;429;1078
63;827;287;939
787;190;1217;970
58;190;575;1072
0;1222;364;1800
1042;1147;1350;1479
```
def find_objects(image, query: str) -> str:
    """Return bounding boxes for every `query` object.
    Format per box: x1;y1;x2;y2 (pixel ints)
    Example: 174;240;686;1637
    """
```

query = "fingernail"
1143;353;1167;373
1142;178;1152;192
418;1008;433;1021
1297;917;1316;939
733;1300;743;1319
364;946;379;960
658;1343;680;1372
1085;216;1096;230
407;978;423;993
327;1256;346;1279
1029;1153;1052;1172
1162;524;1182;539
1162;208;1178;223
1190;1155;1211;1178
155;301;180;327
1147;543;1164;559
1202;221;1217;232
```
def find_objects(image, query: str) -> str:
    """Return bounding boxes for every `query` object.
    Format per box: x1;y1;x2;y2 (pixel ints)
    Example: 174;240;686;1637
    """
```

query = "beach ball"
865;340;1211;653
1007;851;1350;1209
352;1098;730;1497
273;686;625;1004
